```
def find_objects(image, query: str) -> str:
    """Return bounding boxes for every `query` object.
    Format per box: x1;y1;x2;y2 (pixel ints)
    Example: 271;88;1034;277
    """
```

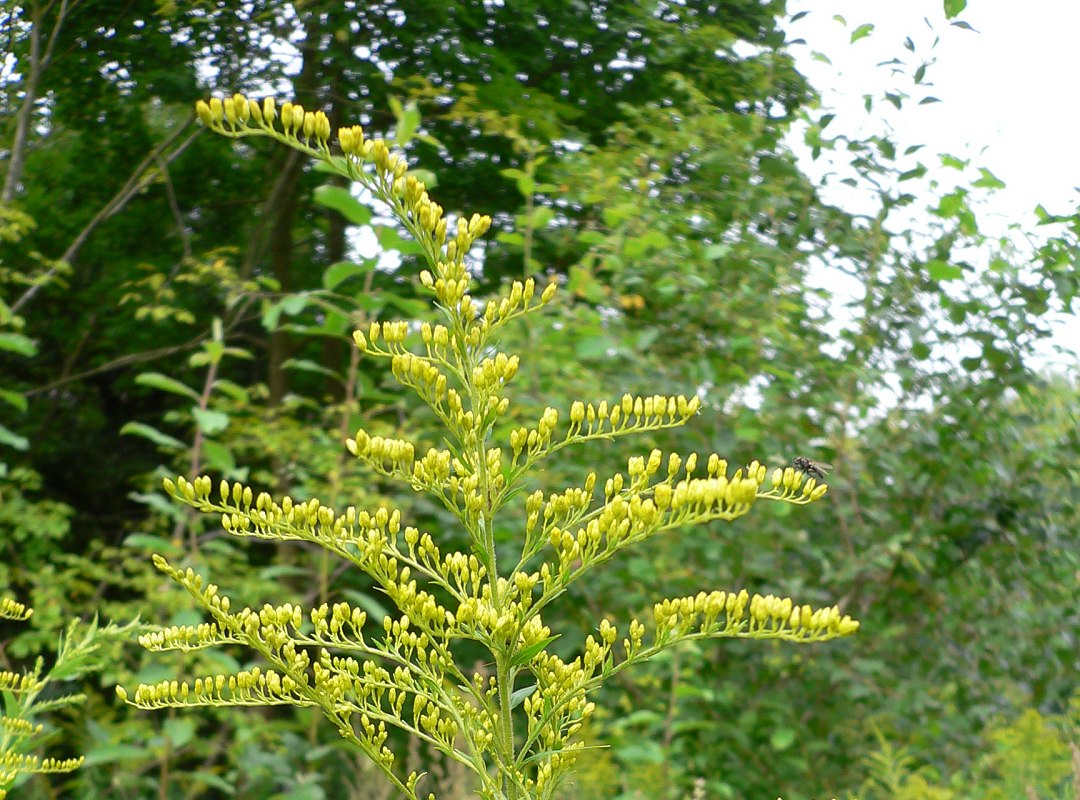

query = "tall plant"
117;94;859;800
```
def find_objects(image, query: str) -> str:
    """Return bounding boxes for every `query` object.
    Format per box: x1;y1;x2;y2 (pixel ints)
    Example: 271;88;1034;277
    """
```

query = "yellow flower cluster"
196;95;331;148
0;717;41;738
0;670;43;695
771;463;831;501
138;621;237;652
0;753;84;777
0;597;31;621
652;590;859;644
117;666;305;709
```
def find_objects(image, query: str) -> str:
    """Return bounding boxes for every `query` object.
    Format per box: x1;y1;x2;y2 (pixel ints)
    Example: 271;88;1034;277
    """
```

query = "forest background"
1;0;1078;798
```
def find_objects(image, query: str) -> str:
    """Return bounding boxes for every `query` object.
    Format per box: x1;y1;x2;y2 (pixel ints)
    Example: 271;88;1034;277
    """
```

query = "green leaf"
135;372;199;400
394;103;422;147
705;243;732;261
0;422;29;451
575;334;619;360
211;379;250;403
497;231;526;247
614;740;666;764
312;185;373;225
898;163;927;182
123;533;179;552
0;332;37;357
850;23;874;42
82;744;151;767
283;358;342;380
258;565;311;580
770;727;797;751
129;491;185;518
636;328;660;351
374;224;423;255
944;0;967;17
276;785;325;800
0;389;27;412
323;260;374;291
927;260;964;281
186;771;237;794
163;717;196;748
262;292;314;330
119;422;186;451
201;439;236;473
510;635;560;667
191;407;229;435
510;684;537;709
935;192;964;217
526;205;554;229
385;294;430;317
973;167;1006;190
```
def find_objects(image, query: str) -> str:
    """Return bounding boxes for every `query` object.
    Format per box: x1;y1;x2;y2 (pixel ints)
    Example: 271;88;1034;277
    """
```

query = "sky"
783;0;1080;366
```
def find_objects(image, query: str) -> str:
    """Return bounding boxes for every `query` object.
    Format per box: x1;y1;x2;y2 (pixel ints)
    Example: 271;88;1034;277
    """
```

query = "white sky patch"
784;1;1080;370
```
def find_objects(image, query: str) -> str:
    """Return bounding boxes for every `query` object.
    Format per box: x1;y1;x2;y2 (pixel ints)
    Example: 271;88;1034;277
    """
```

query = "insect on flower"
793;456;831;481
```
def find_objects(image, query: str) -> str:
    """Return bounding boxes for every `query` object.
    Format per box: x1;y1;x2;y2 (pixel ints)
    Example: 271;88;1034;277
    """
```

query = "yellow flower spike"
150;98;862;799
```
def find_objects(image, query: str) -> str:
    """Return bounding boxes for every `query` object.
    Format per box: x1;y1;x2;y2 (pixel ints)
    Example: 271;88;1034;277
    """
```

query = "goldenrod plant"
118;93;860;800
0;596;136;798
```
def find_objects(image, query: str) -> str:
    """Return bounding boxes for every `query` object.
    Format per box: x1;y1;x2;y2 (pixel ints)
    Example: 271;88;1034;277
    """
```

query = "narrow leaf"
323;260;374;291
510;635;560;668
313;185;373;226
0;389;28;412
0;422;29;451
510;684;537;709
135;372;199;400
851;23;874;42
0;332;36;357
119;422;186;451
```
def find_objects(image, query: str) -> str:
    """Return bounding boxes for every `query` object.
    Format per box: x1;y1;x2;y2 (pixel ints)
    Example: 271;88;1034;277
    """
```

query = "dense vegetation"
2;1;1077;798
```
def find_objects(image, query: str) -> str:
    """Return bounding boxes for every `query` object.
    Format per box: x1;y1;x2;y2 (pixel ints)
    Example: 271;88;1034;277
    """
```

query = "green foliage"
860;697;1080;800
0;596;139;797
